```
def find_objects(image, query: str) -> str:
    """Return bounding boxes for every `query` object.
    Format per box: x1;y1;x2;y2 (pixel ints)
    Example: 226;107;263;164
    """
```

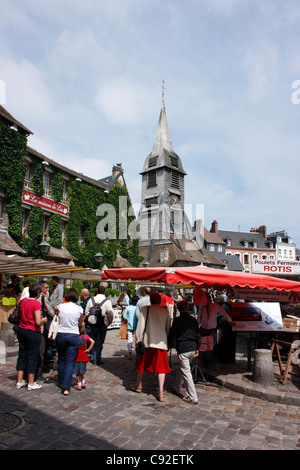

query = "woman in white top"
55;288;83;395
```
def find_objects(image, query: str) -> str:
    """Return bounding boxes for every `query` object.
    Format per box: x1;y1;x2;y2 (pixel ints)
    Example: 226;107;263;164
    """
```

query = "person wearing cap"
168;300;200;404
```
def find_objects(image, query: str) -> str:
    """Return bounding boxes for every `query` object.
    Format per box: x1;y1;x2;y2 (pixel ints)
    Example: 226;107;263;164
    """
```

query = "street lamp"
94;252;104;264
39;240;51;256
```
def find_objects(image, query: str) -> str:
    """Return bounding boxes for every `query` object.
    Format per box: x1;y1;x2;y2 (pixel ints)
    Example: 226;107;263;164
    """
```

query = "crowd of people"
12;274;234;404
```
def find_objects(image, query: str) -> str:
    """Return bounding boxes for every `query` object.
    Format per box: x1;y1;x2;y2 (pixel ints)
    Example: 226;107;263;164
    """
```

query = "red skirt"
135;348;171;374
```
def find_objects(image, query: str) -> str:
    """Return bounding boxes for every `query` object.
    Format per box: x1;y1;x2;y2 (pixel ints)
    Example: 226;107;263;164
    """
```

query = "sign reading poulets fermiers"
22;189;69;217
252;258;300;275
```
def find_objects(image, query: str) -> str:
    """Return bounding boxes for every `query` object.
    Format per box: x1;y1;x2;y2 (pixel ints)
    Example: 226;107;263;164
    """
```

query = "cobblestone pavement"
1;330;300;453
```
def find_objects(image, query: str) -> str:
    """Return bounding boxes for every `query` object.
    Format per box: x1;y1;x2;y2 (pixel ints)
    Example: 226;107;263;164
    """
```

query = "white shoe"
16;380;27;389
27;382;42;391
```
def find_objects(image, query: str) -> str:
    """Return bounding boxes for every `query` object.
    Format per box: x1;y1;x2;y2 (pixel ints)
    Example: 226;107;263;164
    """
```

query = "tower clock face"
170;195;178;205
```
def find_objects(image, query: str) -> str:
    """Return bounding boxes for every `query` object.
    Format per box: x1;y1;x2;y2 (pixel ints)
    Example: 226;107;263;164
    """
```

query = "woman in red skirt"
131;292;171;402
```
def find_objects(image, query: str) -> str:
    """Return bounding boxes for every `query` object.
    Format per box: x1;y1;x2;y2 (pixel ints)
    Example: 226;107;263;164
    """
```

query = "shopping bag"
117;322;128;339
48;315;59;340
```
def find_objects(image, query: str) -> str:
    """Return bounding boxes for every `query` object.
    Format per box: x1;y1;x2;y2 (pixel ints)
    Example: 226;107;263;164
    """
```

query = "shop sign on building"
22;189;69;217
252;259;300;275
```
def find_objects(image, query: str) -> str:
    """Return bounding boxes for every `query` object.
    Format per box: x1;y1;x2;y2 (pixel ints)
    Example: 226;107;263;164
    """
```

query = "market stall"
102;266;300;372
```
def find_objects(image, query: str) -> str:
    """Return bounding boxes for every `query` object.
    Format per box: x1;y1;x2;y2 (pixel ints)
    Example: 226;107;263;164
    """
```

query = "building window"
43;173;51;197
148;156;158;168
62;181;68;201
289;250;293;259
284;249;287;258
79;224;84;246
61;220;67;243
145;197;158;208
253;254;258;260
21;209;30;236
170;156;178;167
171;171;180;189
43;215;50;238
24;164;31;188
262;255;268;260
207;244;215;251
217;244;223;252
244;254;250;265
226;239;231;246
147;170;157;188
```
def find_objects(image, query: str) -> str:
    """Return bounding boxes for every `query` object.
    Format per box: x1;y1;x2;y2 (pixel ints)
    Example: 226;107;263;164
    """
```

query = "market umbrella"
102;266;300;293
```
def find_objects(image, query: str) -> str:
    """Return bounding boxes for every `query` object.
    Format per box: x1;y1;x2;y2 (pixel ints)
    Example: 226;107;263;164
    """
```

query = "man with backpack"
85;286;114;365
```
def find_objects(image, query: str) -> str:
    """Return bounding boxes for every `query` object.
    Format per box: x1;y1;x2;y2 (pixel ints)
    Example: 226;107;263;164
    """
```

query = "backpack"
87;297;109;326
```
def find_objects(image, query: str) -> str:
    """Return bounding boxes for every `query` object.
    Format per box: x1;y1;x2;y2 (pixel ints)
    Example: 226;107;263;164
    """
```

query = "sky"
1;0;300;246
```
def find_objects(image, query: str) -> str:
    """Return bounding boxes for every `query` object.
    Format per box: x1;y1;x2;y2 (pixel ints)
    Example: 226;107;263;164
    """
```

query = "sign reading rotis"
22;190;69;217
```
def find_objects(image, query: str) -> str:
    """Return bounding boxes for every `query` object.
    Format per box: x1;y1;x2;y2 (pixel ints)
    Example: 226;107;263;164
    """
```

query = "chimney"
258;225;267;239
210;220;218;234
250;225;267;239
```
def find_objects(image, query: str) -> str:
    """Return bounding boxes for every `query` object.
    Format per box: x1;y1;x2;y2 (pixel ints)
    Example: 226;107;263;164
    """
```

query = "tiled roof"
139;235;225;268
204;227;225;245
0;105;32;136
27;146;108;190
218;229;273;250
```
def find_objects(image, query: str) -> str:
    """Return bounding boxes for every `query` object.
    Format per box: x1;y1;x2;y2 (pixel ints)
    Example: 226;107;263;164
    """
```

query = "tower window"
148;156;158;168
147;170;157;187
170;156;178;167
171;171;180;189
145;197;158;207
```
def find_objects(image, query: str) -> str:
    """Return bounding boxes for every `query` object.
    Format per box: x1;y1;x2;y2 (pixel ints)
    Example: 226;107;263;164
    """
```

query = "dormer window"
170;156;178;167
225;239;231;247
148;156;158;168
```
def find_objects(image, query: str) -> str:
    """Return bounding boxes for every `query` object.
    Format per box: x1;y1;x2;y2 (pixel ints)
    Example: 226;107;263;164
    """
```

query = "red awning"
102;266;300;293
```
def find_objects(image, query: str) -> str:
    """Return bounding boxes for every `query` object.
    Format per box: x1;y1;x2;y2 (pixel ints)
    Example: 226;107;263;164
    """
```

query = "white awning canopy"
0;253;102;280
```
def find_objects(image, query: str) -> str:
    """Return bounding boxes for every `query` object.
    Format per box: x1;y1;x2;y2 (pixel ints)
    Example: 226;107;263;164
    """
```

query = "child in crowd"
123;295;139;360
73;324;95;390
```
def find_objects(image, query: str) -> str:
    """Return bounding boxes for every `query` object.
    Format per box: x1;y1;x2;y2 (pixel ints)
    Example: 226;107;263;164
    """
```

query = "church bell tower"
138;98;187;248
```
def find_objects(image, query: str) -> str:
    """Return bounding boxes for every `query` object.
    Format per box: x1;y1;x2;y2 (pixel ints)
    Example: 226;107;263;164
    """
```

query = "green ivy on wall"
49;213;62;248
0;122;26;245
0;119;142;266
51;169;63;202
32;158;44;196
23;206;44;258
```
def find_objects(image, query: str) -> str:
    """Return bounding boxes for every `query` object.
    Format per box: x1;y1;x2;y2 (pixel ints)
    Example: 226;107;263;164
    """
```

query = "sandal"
62;388;70;396
130;385;142;393
182;396;198;404
158;396;164;402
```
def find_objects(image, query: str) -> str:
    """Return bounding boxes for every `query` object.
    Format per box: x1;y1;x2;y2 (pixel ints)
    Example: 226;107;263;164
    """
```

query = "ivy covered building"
0;105;141;269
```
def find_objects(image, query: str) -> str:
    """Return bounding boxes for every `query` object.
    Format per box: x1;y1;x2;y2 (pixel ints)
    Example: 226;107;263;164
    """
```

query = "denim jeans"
16;327;42;374
56;333;81;389
91;324;107;365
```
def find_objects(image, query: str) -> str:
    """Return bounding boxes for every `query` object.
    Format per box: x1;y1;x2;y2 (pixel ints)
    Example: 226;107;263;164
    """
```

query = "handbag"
48;314;59;340
117;322;128;340
8;300;22;325
135;307;149;355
